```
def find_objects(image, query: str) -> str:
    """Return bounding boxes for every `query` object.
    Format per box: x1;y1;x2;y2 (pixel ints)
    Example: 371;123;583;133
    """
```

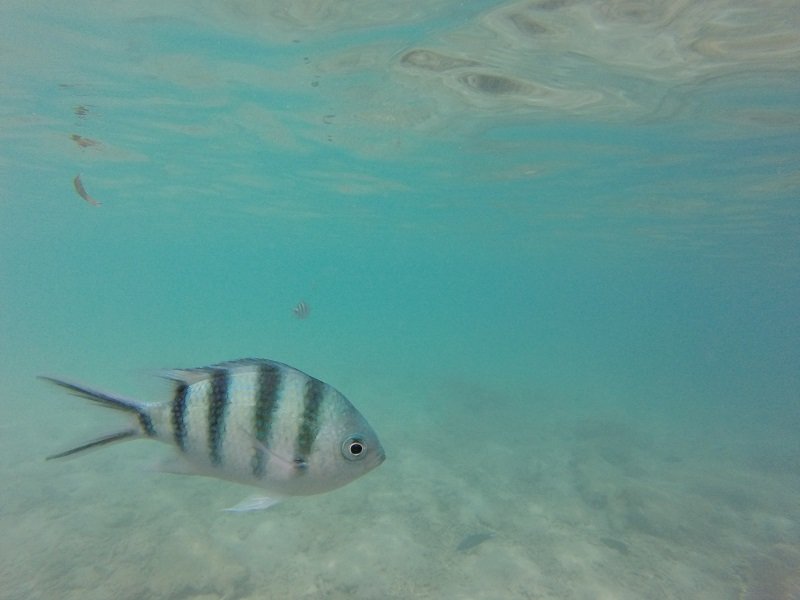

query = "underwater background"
1;1;799;598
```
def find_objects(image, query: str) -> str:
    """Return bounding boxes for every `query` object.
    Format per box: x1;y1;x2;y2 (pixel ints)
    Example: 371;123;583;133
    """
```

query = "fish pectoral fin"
224;496;282;513
238;426;297;470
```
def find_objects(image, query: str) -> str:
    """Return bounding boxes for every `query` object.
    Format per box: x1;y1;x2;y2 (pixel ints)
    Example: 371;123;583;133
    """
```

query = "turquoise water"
2;2;799;598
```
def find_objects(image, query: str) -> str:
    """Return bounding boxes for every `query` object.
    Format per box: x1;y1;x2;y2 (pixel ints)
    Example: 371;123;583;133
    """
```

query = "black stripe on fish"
207;368;230;467
171;381;189;452
139;412;156;437
251;362;282;478
295;378;325;471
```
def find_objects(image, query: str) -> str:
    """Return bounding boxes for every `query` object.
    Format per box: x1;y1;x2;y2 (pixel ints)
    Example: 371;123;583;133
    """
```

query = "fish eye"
342;436;366;461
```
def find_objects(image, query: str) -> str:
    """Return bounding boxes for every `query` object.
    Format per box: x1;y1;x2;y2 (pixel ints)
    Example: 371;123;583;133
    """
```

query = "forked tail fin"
46;429;140;460
39;376;155;460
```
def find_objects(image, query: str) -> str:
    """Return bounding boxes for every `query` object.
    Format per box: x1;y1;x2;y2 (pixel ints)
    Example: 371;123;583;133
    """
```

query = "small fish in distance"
41;358;385;511
293;300;310;319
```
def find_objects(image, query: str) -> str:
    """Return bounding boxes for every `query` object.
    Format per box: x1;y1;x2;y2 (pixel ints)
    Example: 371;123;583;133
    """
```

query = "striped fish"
42;358;385;511
292;300;310;319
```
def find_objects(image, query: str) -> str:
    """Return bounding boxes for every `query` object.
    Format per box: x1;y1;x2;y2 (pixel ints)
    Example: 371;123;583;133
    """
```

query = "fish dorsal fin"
210;358;283;371
159;367;214;386
160;359;278;385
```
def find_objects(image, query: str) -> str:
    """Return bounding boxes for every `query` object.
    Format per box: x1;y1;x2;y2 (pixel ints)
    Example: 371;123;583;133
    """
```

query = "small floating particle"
292;301;310;319
456;532;495;552
72;174;101;206
322;114;335;124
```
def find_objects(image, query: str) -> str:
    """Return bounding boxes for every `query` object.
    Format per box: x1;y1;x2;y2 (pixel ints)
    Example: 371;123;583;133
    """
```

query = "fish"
41;358;385;511
72;174;101;206
292;300;310;319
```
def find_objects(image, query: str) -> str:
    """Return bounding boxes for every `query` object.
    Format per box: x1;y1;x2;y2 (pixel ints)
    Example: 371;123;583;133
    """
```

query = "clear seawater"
1;2;799;599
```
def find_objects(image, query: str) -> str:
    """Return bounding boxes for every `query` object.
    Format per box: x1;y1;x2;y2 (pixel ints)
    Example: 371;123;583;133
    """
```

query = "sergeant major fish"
41;358;385;511
292;300;310;319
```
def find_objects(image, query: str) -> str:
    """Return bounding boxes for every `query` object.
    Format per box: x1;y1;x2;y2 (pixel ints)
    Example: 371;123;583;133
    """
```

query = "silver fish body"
42;358;384;510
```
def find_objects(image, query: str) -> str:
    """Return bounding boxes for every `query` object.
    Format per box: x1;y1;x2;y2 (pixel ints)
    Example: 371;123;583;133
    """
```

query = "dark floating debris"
72;174;101;206
399;49;479;72
292;300;310;319
70;134;100;148
508;12;549;36
456;532;495;552
458;72;524;95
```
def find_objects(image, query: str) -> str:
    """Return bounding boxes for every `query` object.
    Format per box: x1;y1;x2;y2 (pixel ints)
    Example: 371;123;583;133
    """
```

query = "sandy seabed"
1;379;798;600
